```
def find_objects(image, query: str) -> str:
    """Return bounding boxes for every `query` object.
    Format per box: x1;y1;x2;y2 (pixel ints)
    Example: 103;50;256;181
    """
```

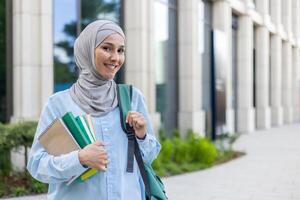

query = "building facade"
1;0;300;139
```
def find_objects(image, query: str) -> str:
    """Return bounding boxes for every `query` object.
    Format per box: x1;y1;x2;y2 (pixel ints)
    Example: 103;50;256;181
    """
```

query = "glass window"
54;0;78;92
232;14;238;132
81;0;121;30
154;0;178;133
201;0;212;136
54;0;123;92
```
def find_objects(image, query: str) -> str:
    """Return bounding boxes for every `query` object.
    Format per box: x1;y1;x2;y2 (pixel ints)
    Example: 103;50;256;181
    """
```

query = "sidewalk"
164;123;300;200
3;123;300;200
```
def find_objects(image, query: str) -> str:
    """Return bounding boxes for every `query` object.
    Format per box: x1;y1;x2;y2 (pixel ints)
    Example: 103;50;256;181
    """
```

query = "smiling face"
94;33;125;80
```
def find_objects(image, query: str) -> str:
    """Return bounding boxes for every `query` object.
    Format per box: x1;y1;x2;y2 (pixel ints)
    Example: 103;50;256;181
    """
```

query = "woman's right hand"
78;140;108;171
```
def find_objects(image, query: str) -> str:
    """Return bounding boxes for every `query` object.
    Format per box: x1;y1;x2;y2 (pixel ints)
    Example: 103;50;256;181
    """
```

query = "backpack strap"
117;84;151;200
117;84;135;172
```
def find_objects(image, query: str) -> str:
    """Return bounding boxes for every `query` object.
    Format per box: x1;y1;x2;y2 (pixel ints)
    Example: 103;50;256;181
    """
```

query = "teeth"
106;64;116;69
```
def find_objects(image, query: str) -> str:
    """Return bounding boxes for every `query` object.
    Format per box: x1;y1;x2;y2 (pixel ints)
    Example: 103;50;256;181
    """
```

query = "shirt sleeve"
134;89;161;165
27;98;87;184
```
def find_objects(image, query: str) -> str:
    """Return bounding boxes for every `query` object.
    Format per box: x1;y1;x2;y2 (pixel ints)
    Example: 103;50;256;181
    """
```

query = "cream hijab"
69;20;125;116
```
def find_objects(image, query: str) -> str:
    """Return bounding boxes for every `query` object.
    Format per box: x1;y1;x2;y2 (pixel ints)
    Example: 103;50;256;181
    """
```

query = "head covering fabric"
69;20;125;116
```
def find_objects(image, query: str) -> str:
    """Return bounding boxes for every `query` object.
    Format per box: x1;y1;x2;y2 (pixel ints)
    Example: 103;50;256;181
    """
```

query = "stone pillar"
237;15;255;133
255;27;271;129
282;41;293;123
282;0;292;37
243;0;255;9
270;35;283;126
124;0;160;133
11;0;53;170
178;0;205;136
292;0;300;122
256;0;270;20
270;0;281;26
292;0;298;40
40;0;54;108
12;0;53;122
298;49;300;121
292;47;299;122
212;0;233;133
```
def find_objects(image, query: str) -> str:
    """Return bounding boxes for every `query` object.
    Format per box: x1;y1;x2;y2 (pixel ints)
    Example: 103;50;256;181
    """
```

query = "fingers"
93;140;106;146
126;111;146;128
96;153;109;171
79;140;109;170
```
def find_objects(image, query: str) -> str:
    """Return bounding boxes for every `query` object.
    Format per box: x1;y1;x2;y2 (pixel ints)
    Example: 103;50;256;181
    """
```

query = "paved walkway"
2;123;300;200
164;123;300;200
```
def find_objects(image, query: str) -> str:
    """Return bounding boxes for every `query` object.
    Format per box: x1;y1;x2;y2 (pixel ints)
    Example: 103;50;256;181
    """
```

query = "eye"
102;46;111;52
118;48;125;54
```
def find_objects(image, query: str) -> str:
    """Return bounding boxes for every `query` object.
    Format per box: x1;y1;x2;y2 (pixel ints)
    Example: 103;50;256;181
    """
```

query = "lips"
104;64;118;69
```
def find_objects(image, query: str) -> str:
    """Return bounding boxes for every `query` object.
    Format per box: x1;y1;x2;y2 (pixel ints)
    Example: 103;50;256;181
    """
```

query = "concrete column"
298;49;300;121
243;0;255;9
237;15;255;133
270;0;281;25
298;1;300;43
124;0;160;132
178;0;205;136
124;0;147;94
12;0;53;122
255;27;271;129
145;0;161;130
11;0;53;170
270;35;283;126
292;0;299;40
256;0;269;18
212;0;234;133
40;0;54;108
292;48;299;122
282;42;293;123
282;0;292;37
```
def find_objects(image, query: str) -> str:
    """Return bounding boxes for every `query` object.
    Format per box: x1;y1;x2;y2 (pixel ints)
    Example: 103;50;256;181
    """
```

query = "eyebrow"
101;42;125;48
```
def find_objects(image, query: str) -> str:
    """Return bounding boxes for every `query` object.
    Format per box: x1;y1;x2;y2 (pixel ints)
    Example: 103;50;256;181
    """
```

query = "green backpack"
117;84;168;200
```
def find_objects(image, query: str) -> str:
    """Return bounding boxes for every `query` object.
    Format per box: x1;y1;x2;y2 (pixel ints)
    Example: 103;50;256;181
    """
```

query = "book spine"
78;168;98;181
62;112;90;148
78;116;95;142
75;116;92;144
85;114;96;139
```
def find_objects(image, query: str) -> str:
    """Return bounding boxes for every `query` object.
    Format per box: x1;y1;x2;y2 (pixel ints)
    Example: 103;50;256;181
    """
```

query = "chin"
106;75;115;80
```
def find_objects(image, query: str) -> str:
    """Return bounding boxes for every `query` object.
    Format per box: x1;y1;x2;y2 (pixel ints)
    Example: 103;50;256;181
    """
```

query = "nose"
110;51;119;62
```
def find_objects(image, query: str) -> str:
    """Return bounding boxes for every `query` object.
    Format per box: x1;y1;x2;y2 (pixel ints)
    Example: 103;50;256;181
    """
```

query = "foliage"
12;187;28;197
54;56;77;83
0;121;37;174
0;120;241;197
0;172;47;198
152;129;241;177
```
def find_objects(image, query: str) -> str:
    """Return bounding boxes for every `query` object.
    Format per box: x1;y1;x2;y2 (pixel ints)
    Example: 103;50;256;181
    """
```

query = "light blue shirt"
27;88;161;200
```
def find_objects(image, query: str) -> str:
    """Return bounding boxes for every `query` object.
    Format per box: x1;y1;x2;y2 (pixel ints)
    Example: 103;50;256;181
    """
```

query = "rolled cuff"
53;150;87;178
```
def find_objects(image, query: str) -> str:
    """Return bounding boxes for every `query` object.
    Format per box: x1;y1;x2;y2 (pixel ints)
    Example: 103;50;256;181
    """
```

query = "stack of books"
38;112;98;185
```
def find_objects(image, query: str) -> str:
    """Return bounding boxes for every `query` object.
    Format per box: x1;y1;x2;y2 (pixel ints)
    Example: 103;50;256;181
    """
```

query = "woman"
27;20;161;200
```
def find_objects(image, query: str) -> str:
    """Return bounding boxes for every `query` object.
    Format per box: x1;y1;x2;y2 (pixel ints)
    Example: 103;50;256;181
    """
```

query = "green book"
75;116;95;143
81;115;96;141
62;112;90;148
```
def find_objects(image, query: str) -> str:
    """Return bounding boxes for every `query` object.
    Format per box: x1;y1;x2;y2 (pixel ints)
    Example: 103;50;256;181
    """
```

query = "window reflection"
154;0;178;133
54;0;122;92
200;0;212;136
54;0;77;92
81;0;121;30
